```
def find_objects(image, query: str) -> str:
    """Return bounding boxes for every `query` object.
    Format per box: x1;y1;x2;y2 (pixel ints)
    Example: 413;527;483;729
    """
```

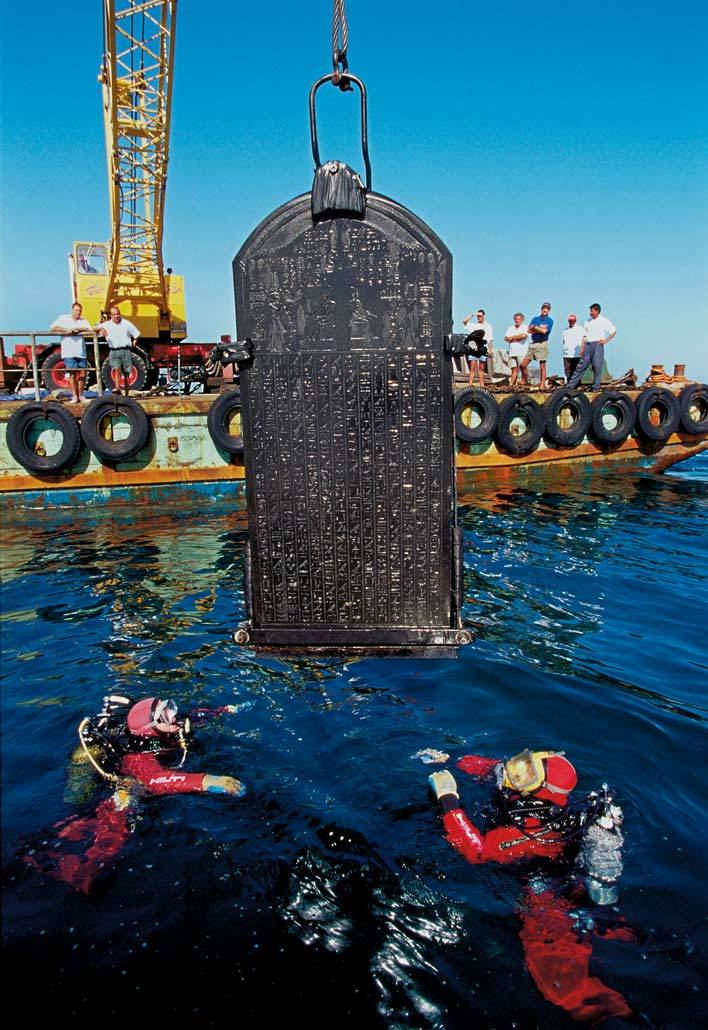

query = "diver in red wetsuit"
25;695;245;895
429;749;634;1024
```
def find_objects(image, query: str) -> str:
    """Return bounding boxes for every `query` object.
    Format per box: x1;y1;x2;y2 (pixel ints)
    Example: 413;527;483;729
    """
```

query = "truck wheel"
6;402;82;474
80;396;150;462
100;350;149;391
41;350;96;392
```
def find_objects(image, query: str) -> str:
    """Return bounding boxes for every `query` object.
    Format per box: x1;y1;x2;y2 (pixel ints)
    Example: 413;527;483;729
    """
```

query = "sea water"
2;457;706;1026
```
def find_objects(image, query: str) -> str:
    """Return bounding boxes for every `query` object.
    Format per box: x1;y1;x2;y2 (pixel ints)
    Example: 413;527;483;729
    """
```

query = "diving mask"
502;749;563;794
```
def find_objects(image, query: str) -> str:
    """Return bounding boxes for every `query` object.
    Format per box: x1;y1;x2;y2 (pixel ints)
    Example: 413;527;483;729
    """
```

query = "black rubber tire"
6;402;82;474
495;395;545;455
544;388;592;446
636;388;680;442
678;383;708;436
80;396;150;462
41;349;97;392
590;390;636;445
40;349;67;392
454;387;498;442
207;390;244;454
100;349;149;391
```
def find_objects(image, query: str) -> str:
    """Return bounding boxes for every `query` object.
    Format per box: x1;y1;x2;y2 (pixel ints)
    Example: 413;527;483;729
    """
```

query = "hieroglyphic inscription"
236;193;453;636
245;351;445;627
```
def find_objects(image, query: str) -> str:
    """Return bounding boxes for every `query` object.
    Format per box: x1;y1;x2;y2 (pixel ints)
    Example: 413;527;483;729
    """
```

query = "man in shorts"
521;302;553;390
459;309;492;387
50;301;92;402
461;309;494;387
96;305;140;396
504;313;529;387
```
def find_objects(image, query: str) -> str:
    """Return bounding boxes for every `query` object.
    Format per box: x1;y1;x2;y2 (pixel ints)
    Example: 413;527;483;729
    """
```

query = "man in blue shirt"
521;302;553;390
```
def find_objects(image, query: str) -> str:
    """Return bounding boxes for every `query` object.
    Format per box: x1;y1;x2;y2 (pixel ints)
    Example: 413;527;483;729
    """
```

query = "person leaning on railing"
50;301;91;402
95;304;140;396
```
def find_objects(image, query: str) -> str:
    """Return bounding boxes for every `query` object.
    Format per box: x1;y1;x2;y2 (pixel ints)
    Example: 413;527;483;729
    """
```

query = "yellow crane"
71;0;187;353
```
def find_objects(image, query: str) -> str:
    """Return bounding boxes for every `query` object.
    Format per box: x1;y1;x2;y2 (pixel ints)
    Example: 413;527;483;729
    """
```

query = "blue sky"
1;1;707;379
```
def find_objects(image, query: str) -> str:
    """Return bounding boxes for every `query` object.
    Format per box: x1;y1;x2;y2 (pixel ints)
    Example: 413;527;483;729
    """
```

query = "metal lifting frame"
100;0;176;323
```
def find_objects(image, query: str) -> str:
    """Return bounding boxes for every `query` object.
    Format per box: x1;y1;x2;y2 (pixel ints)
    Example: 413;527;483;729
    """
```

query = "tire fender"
207;390;244;454
590;391;636;445
495;395;545;455
678;383;708;436
80;396;150;462
6;402;82;474
454;387;499;443
544;389;591;446
636;388;680;442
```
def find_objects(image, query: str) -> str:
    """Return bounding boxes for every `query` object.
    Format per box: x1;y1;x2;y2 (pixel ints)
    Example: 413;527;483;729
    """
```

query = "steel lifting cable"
331;0;351;86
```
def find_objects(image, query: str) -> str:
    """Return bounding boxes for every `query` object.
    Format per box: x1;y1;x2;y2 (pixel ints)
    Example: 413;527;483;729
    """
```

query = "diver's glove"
202;774;246;797
428;770;459;804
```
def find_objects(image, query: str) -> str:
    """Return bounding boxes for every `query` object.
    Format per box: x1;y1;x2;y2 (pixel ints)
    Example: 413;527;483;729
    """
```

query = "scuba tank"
579;784;624;905
63;696;134;803
64;744;103;805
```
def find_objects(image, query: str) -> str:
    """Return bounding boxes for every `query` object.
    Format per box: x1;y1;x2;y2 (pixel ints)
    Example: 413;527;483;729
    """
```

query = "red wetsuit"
120;753;206;794
440;754;633;1023
442;755;567;863
25;707;233;894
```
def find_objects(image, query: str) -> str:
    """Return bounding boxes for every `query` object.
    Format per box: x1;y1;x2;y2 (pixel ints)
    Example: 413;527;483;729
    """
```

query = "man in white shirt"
461;309;494;386
567;303;616;391
462;310;494;349
504;312;529;387
96;305;141;396
50;301;92;402
561;314;587;384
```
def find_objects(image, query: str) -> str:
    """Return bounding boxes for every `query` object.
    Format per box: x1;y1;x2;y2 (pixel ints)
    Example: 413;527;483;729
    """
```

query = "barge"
1;374;706;508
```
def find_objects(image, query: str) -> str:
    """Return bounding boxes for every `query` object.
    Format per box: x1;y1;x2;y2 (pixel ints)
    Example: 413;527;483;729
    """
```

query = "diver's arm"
429;770;541;864
442;804;487;863
457;755;499;779
187;704;238;725
429;770;486;863
123;754;245;796
122;753;207;794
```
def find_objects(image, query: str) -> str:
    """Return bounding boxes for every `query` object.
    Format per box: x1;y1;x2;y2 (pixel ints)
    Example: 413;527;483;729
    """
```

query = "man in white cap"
561;314;587;383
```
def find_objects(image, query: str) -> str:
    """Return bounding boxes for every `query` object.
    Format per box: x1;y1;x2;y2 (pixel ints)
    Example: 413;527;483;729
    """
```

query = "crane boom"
99;0;178;335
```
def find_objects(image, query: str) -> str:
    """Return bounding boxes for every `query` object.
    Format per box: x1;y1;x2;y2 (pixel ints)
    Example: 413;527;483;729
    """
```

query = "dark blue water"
2;459;707;1027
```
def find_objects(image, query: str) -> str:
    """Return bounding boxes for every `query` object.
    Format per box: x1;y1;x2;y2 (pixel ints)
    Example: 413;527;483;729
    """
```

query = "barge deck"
1;384;705;508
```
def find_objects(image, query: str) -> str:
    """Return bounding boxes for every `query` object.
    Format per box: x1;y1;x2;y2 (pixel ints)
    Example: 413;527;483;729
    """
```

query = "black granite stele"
232;167;466;653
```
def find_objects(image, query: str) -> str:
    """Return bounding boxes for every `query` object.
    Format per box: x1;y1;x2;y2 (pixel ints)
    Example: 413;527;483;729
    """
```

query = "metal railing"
0;331;103;401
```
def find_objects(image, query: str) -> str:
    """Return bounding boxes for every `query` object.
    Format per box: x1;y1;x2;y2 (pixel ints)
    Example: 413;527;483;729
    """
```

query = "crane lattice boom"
100;0;176;329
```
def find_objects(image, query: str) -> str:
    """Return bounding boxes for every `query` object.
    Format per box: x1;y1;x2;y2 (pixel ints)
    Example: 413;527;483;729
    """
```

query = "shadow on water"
2;457;708;1026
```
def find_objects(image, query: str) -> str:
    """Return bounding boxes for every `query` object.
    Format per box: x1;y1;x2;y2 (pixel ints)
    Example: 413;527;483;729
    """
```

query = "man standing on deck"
504;313;529;387
567;303;616;391
50;301;91;402
462;310;494;352
96;305;140;396
461;309;494;387
561;314;587;383
521;302;553;390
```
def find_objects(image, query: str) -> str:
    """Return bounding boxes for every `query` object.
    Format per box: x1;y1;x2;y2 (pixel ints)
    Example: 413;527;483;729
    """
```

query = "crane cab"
69;242;187;343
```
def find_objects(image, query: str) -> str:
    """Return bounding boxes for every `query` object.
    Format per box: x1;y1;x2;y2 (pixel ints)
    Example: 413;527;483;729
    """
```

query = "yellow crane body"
72;1;186;341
